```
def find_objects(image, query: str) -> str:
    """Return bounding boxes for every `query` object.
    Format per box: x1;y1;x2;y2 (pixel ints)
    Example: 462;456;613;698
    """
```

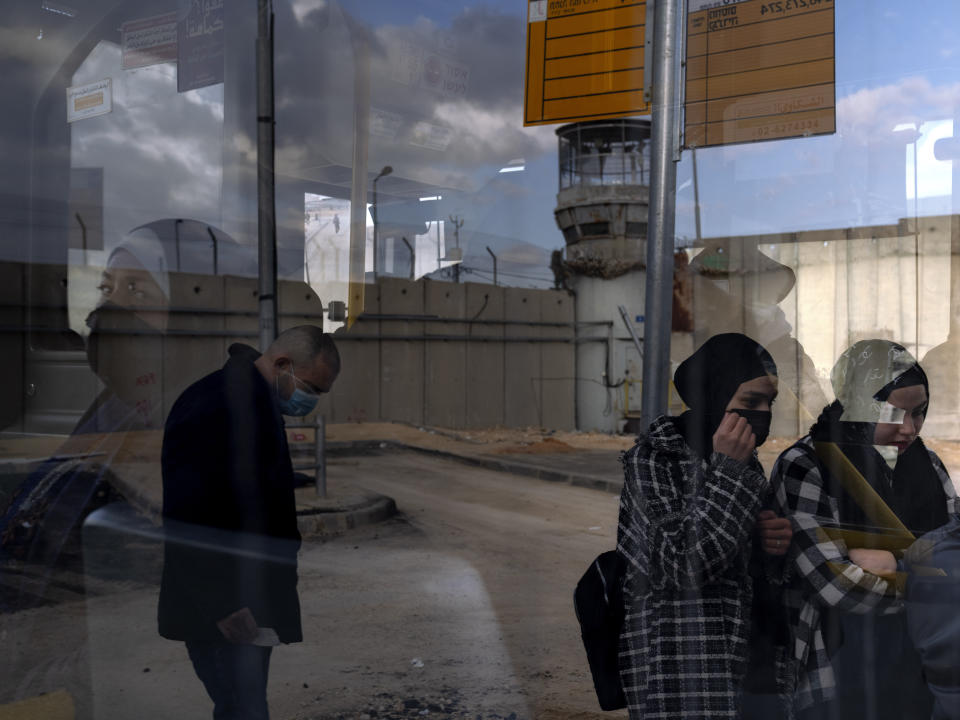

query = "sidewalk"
294;482;397;537
313;424;822;494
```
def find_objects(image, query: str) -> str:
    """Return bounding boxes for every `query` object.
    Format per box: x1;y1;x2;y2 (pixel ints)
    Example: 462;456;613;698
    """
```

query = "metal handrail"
286;415;326;498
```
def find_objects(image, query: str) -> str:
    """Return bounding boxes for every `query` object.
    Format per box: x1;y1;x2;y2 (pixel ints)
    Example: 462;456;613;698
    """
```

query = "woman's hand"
712;412;756;462
849;548;898;576
756;509;792;555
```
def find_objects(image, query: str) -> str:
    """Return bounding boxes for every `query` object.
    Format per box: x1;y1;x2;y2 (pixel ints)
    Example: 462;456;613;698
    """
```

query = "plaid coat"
617;416;769;719
770;436;959;710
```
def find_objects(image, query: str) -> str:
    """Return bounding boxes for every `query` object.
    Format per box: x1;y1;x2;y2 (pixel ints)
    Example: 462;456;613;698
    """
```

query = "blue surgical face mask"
276;370;319;416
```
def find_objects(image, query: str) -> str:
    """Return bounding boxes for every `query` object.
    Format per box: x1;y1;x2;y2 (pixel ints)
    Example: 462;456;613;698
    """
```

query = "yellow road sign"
684;0;836;147
524;0;651;126
0;690;74;720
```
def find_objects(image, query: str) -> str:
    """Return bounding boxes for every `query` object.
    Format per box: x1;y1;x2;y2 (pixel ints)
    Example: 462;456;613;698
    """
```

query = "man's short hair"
273;325;340;374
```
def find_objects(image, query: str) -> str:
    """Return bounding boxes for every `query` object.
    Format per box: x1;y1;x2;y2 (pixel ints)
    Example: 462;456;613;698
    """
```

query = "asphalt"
290;429;625;537
0;424;629;540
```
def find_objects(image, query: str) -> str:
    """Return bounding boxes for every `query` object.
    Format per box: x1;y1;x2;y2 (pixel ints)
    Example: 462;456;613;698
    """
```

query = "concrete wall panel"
425;280;466;428
504;288;542;427
279;280;325;332
540;290;576;430
329;283;381;423
465;283;504;428
164;273;225;419
22;264;96;434
376;278;421;425
223;276;259;354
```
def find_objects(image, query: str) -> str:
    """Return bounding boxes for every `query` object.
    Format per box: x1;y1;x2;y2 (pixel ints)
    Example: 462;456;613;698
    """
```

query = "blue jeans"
186;641;273;720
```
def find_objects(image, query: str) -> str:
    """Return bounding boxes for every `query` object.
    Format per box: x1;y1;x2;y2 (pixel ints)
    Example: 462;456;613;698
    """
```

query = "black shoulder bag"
573;550;627;711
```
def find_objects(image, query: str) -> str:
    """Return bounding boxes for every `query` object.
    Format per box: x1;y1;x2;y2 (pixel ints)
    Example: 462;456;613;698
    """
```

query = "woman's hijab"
811;339;947;535
672;333;778;458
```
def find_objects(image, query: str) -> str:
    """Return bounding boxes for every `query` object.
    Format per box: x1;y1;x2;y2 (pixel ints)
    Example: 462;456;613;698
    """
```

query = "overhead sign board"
66;79;112;123
177;0;224;92
524;0;651;126
121;12;177;70
683;0;835;147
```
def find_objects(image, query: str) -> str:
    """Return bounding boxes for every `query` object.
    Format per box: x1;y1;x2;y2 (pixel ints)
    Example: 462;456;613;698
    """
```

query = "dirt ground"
1;448;624;720
6;422;960;719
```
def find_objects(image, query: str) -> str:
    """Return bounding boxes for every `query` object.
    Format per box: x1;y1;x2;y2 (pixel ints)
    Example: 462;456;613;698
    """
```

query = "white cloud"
836;76;960;146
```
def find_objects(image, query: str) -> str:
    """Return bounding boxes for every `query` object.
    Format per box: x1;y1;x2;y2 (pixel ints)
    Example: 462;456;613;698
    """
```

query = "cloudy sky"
13;0;960;278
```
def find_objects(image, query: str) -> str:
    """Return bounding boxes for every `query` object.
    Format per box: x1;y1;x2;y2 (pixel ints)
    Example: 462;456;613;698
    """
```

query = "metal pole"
372;178;379;280
449;215;463;283
315;414;326;498
449;215;464;283
346;30;371;328
640;0;681;428
75;212;87;266
402;236;415;279
256;0;278;350
692;147;702;245
371;166;392;281
208;226;219;276
174;218;182;271
486;246;498;286
913;134;920;353
617;304;644;359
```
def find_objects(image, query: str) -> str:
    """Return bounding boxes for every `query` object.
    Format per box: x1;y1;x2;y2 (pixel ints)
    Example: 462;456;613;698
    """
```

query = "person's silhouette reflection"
0;230;170;575
81;231;170;432
688;242;828;438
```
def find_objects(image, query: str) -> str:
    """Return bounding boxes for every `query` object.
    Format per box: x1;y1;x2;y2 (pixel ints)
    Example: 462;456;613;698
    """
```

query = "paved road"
2;448;625;720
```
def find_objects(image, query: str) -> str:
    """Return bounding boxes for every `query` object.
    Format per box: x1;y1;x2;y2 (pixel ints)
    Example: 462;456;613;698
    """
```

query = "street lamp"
372;165;392;279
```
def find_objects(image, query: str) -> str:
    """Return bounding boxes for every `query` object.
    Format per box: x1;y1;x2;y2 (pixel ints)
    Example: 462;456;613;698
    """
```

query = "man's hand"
756;510;792;556
216;607;258;644
712;412;756;462
849;548;898;576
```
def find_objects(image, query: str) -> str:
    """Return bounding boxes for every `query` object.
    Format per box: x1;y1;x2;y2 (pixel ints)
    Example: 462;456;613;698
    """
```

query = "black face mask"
731;409;772;447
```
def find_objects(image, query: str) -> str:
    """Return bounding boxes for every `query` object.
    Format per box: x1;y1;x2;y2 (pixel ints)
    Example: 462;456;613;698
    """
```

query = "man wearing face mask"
158;326;339;720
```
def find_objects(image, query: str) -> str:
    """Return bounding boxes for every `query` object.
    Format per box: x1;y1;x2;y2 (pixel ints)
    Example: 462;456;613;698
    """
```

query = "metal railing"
557;119;652;190
286;414;326;498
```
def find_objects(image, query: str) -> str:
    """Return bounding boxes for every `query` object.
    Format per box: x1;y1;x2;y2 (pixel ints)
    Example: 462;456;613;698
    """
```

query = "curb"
327;440;624;495
296;495;398;538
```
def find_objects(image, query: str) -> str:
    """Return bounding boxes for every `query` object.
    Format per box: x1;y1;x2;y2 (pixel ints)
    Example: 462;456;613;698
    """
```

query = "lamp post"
372;165;392;279
486;245;498;286
256;0;278;350
448;214;464;283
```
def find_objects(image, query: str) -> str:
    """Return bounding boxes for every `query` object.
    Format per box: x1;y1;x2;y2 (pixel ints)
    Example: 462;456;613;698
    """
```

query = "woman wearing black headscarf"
617;333;791;719
771;339;959;720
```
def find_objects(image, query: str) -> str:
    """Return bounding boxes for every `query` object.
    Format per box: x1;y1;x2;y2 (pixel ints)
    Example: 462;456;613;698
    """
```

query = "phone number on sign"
755;117;820;138
760;0;832;15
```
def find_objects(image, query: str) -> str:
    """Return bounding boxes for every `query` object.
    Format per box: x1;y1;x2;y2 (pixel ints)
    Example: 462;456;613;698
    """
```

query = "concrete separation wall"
317;278;577;430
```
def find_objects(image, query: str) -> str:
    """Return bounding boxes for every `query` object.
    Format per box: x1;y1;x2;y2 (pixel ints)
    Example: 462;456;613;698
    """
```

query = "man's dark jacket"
158;343;302;643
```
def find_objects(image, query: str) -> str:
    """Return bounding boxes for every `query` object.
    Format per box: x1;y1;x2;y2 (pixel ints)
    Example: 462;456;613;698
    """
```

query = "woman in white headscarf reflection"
80;227;170;432
0;228;171;581
771;339;959;720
